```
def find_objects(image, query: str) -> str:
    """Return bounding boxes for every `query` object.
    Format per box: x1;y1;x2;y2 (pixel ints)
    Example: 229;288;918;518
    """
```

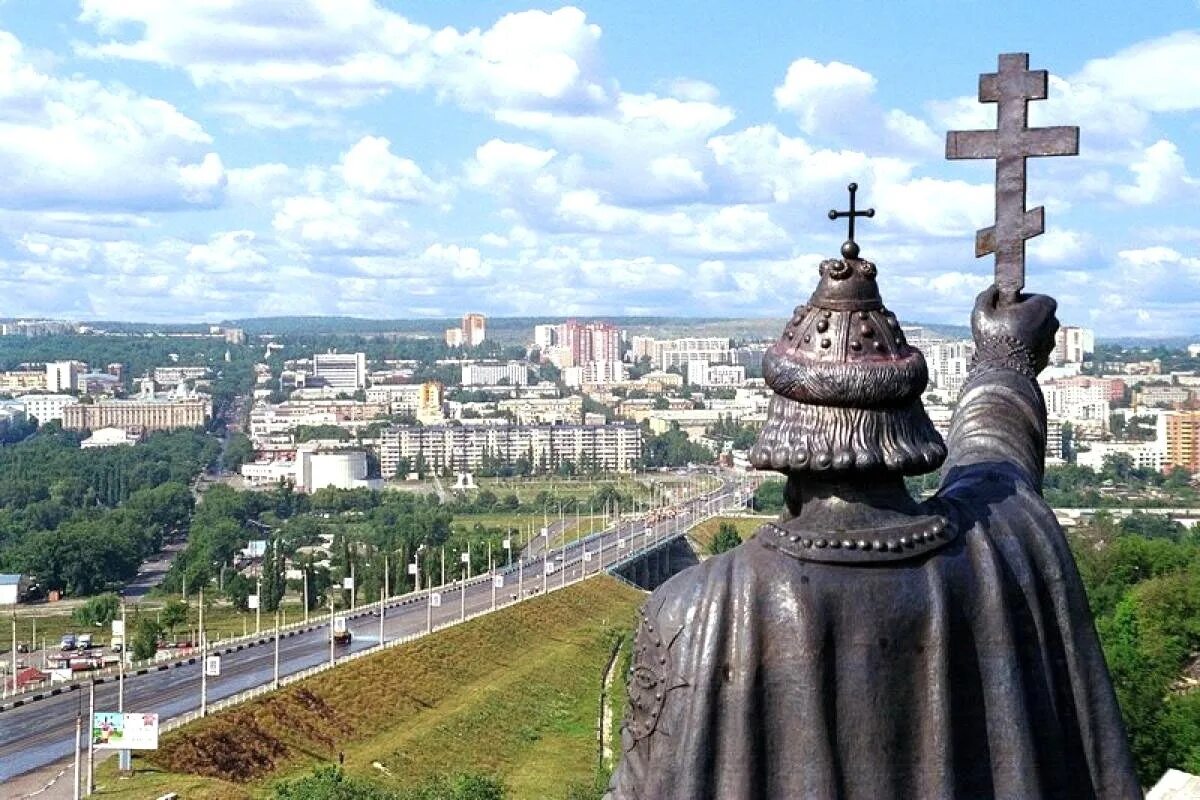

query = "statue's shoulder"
640;544;754;630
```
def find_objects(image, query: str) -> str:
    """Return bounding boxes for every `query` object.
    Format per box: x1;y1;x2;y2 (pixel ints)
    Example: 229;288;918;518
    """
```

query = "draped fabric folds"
606;368;1140;800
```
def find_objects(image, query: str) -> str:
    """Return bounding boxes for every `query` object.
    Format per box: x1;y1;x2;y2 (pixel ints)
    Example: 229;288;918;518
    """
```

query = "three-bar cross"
946;53;1079;296
828;182;875;260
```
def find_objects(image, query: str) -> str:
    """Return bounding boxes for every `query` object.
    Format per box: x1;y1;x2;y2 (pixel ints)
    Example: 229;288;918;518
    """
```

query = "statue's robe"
606;368;1141;799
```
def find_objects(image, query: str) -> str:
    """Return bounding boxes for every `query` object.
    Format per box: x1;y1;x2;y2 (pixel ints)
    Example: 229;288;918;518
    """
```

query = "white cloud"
339;136;450;204
185;230;268;274
78;2;612;114
774;59;876;136
273;192;409;255
1029;228;1088;265
1076;31;1200;113
465;139;557;188
0;30;224;211
1115;139;1195;205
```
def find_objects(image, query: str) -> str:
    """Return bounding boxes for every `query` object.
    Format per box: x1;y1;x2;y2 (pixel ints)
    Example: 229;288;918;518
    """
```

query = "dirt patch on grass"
153;684;354;780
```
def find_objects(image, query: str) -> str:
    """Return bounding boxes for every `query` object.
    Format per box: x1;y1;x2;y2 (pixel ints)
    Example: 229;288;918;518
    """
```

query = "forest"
0;427;215;594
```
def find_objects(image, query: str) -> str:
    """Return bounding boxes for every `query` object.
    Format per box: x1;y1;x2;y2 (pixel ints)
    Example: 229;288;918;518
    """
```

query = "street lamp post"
379;556;388;647
199;588;207;717
273;610;281;690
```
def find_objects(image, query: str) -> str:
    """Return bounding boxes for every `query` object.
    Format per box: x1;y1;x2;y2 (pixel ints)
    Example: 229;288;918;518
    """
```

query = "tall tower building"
1163;410;1200;474
46;360;86;393
462;313;486;346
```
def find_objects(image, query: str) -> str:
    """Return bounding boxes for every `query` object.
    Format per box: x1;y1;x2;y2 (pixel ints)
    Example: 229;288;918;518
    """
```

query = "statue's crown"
763;256;928;409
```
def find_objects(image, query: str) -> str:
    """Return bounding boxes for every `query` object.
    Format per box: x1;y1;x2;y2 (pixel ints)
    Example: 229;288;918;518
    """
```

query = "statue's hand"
971;286;1059;373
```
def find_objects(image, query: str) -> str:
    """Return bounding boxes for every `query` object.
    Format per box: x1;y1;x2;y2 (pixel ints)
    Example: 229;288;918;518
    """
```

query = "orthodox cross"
828;182;874;260
946;52;1079;296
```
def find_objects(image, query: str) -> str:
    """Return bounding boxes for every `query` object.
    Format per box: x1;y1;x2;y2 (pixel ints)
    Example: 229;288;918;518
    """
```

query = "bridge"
0;469;757;787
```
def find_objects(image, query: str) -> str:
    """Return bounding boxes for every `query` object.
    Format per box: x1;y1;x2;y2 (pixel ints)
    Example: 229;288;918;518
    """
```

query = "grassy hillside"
95;576;644;799
687;515;770;553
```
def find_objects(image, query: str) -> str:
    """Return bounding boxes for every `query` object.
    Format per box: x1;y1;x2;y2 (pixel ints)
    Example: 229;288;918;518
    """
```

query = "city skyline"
0;2;1196;334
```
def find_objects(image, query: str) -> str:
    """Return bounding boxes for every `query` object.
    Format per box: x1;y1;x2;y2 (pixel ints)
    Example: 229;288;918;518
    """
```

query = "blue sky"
0;1;1196;334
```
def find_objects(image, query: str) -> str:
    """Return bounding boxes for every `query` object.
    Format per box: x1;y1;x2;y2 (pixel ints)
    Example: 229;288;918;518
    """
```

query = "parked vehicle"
59;634;77;651
77;633;93;650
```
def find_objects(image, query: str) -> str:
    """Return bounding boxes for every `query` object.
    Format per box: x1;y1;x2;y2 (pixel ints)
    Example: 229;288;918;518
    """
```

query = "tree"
753;481;785;513
222;433;255;472
159;599;189;636
708;522;743;555
130;617;162;660
71;593;120;627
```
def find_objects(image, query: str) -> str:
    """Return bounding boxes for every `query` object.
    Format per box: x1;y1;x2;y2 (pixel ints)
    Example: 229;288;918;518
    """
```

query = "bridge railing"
160;482;747;734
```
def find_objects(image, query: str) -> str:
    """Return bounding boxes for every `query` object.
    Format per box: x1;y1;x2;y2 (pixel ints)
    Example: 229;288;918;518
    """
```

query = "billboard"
92;712;159;750
205;655;221;677
492;575;504;588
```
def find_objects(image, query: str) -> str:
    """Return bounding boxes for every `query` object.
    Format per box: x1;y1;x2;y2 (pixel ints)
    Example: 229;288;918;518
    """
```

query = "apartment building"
153;366;210;386
652;338;732;371
17;394;78;423
0;371;47;393
378;422;642;476
461;362;529;386
1163;410;1200;473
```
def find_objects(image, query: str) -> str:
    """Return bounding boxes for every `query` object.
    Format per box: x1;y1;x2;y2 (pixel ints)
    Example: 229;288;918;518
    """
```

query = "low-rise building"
497;396;583;425
63;397;209;432
81;427;141;448
1076;440;1164;473
17;394;78;424
0;370;47;393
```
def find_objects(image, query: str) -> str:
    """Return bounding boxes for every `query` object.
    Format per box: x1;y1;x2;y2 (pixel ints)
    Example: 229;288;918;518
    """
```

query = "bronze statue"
606;55;1140;800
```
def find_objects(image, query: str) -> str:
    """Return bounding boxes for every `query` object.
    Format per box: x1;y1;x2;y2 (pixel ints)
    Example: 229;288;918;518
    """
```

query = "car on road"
15;642;29;654
59;634;76;651
77;633;93;650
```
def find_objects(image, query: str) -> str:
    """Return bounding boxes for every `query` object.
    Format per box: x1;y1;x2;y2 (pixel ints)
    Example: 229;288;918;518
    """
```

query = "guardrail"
3;484;745;724
160;489;739;734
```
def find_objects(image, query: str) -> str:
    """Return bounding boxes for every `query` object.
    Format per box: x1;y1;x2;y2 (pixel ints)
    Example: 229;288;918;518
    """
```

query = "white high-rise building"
312;352;367;391
1051;326;1094;366
534;324;558;350
46;361;85;393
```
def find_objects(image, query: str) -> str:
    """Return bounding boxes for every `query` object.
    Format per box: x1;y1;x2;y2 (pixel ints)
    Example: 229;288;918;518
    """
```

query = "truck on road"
332;615;352;646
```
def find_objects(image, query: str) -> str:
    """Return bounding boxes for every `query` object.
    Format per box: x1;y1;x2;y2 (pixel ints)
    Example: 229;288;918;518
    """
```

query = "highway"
0;472;748;784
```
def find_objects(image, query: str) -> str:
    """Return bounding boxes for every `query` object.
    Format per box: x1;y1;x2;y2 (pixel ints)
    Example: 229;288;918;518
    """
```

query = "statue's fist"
971;286;1059;371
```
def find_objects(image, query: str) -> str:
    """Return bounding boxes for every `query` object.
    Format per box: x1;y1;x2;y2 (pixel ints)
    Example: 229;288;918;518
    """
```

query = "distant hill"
198;315;974;344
